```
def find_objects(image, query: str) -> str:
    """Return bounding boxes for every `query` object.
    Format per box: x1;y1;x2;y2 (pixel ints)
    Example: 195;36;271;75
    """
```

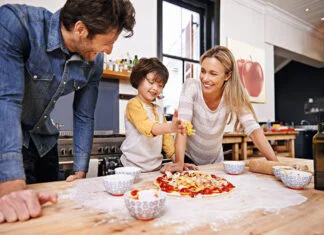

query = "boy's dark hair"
60;0;135;39
130;58;169;89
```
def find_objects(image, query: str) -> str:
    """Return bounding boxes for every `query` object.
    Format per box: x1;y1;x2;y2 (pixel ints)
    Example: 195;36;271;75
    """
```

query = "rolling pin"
248;159;287;175
247;159;310;175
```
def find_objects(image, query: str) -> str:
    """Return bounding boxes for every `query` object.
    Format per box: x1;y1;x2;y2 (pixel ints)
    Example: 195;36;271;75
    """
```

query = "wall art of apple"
237;56;264;97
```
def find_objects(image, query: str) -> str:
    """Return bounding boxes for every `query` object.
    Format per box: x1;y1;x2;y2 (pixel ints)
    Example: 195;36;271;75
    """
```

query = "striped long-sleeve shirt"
178;79;260;165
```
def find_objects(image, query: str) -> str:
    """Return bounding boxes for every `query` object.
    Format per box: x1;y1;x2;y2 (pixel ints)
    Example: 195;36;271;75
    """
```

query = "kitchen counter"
2;157;324;235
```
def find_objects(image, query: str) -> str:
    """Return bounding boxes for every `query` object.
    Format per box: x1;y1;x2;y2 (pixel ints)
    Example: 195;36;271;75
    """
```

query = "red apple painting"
228;38;266;103
237;58;246;87
239;57;264;97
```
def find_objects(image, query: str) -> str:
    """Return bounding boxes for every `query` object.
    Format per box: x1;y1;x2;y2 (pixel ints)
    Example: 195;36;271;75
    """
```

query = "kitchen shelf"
102;70;130;81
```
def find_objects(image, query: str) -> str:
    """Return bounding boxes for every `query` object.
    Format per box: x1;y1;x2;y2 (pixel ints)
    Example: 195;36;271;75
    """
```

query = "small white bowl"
115;166;141;179
223;161;245;175
281;170;312;190
103;174;134;196
272;166;294;180
124;189;166;221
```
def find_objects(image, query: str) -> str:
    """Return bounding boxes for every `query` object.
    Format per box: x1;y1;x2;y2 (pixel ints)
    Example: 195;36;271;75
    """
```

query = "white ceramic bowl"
124;189;166;221
115;166;141;179
103;174;134;196
281;170;312;190
272;166;294;180
223;161;245;175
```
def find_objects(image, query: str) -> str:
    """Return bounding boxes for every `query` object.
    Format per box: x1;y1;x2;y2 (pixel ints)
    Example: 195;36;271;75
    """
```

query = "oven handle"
59;158;103;165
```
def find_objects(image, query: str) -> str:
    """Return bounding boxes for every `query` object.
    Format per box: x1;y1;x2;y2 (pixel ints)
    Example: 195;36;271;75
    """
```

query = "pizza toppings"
155;171;235;197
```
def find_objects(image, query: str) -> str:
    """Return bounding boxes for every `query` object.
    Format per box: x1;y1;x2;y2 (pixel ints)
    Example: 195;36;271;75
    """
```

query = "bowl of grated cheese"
223;161;245;175
124;189;166;221
281;170;312;190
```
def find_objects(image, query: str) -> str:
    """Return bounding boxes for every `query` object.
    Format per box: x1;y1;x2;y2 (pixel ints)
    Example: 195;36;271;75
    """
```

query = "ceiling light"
321;17;324;21
305;8;309;12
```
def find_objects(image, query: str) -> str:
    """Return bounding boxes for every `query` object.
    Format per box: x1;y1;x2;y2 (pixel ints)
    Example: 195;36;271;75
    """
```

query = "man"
0;0;135;222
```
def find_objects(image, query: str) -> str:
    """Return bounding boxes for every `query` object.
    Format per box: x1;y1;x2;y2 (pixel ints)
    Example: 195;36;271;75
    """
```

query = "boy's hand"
183;121;196;136
171;109;186;135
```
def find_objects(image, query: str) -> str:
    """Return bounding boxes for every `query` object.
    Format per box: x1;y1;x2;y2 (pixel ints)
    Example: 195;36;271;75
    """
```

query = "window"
157;0;219;114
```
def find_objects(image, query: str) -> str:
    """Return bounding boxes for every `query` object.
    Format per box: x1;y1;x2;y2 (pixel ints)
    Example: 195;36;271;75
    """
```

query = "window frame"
157;0;220;83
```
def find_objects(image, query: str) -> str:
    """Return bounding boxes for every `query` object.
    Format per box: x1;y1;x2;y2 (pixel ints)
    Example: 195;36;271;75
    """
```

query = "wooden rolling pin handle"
248;159;310;175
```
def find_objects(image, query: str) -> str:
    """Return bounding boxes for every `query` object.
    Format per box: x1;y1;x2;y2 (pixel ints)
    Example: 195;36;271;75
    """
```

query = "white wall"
3;0;321;130
220;0;275;122
109;0;157;133
265;4;324;66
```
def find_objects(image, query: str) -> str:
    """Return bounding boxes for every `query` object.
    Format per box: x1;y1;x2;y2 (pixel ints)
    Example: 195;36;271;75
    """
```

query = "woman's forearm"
175;133;187;164
249;128;278;161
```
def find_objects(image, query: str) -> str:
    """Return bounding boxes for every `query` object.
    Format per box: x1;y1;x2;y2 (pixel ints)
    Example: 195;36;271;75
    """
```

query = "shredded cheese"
183;121;196;136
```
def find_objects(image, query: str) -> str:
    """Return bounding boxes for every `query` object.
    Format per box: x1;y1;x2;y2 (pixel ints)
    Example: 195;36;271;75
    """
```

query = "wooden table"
223;132;298;160
222;132;245;161
2;158;323;235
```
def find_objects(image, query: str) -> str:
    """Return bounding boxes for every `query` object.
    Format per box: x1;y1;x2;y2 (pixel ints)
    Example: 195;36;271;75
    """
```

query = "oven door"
59;154;123;180
59;160;74;180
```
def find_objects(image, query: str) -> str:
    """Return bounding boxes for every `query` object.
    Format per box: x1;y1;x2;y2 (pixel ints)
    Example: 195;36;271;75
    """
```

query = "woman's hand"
160;162;184;173
160;162;198;173
183;163;198;171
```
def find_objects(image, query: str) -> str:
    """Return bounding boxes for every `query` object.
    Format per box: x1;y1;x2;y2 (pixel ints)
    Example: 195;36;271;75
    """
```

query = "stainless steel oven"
58;130;125;179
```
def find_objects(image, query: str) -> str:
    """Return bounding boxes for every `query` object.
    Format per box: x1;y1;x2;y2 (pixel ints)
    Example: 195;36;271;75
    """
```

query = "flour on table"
58;171;307;233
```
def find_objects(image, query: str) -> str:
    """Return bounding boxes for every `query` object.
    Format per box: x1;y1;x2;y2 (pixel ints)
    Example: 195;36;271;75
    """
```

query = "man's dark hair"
130;58;169;89
60;0;135;39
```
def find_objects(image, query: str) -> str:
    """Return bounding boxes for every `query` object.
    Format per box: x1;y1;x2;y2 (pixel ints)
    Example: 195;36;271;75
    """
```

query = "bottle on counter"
266;120;272;132
313;123;324;190
133;55;138;65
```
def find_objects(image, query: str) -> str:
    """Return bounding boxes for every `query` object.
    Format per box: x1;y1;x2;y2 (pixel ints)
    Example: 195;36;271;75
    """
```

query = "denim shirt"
0;4;103;182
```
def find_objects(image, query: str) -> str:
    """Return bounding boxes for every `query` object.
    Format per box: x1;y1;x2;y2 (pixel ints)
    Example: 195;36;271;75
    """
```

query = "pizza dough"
154;171;235;198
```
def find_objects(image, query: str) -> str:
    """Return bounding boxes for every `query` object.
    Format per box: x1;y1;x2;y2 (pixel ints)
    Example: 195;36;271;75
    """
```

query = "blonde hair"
200;46;257;131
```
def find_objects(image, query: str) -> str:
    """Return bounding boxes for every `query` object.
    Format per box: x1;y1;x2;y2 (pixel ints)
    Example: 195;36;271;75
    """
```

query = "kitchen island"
2;157;323;235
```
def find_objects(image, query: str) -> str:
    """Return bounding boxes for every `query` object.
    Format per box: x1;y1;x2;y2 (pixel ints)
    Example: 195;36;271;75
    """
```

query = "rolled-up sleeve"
178;79;197;122
126;98;157;137
72;56;102;172
239;113;261;136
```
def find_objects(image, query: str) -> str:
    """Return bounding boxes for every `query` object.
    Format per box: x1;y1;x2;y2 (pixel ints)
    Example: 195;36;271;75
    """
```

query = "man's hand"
0;183;57;223
66;171;86;182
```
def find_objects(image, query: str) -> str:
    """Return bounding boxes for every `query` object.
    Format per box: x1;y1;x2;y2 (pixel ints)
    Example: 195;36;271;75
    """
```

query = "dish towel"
86;159;99;178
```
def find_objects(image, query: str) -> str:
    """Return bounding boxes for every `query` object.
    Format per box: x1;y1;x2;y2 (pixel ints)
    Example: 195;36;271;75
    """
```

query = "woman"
161;46;278;173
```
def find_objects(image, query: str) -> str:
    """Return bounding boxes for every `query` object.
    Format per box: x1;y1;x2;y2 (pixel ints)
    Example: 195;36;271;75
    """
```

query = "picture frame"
227;38;266;103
